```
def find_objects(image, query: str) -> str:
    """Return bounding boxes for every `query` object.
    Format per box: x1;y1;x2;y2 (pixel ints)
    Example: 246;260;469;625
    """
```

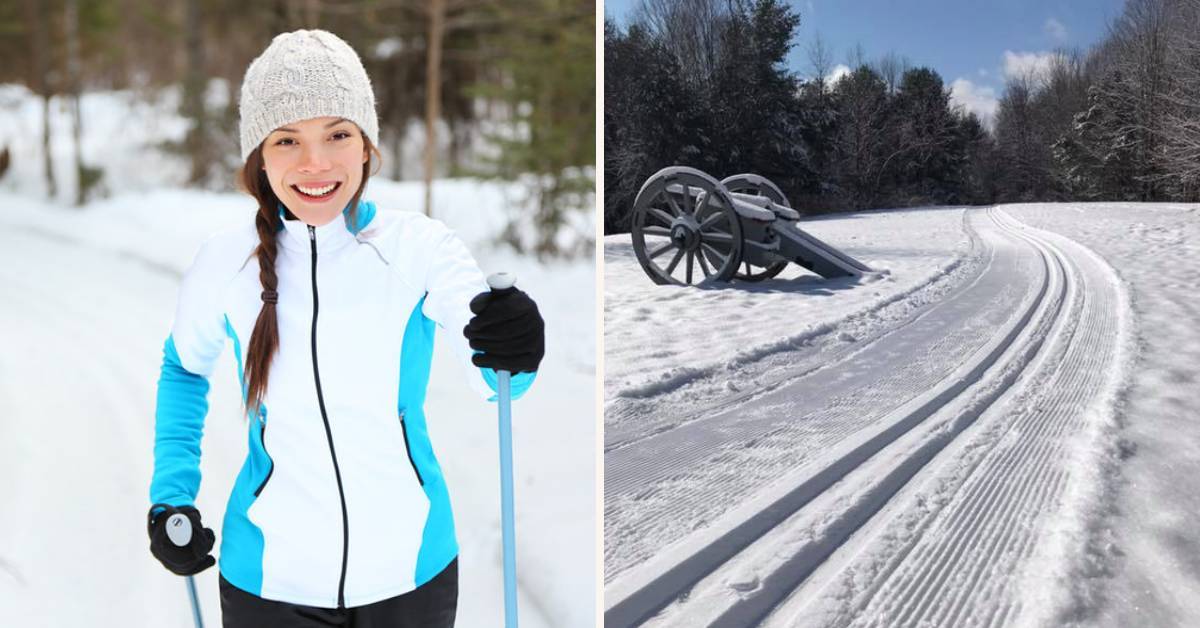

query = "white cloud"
949;78;999;129
1044;17;1068;42
1002;50;1061;83
827;64;851;84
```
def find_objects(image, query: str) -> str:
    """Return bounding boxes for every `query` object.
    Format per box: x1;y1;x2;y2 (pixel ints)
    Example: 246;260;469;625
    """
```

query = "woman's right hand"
147;504;216;575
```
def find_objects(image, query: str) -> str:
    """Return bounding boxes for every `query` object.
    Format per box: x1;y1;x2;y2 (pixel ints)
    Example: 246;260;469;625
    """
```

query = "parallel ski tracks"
605;208;1038;590
824;210;1122;628
606;208;1126;627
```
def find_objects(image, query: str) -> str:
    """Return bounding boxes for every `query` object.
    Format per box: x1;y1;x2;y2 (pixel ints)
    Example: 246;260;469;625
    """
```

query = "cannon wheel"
721;174;792;282
631;167;743;286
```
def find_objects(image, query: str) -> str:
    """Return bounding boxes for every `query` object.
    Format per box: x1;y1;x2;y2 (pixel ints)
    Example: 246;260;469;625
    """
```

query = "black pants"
219;558;458;627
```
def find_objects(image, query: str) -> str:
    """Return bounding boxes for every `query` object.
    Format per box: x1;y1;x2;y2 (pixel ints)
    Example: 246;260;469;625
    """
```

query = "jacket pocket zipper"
399;412;424;486
254;420;274;497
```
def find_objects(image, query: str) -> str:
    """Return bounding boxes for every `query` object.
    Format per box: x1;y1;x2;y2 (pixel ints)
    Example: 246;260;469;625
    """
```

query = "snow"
604;202;1199;627
604;206;971;414
1004;203;1200;627
0;85;595;627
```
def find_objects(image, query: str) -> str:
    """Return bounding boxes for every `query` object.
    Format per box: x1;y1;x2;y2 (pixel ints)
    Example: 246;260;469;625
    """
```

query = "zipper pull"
308;225;316;241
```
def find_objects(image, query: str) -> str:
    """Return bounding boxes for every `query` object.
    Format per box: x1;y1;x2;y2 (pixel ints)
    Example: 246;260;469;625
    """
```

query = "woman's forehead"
270;117;353;134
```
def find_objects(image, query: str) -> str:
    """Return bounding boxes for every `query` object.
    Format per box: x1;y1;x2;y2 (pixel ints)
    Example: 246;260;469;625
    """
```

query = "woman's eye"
275;138;294;146
332;131;351;140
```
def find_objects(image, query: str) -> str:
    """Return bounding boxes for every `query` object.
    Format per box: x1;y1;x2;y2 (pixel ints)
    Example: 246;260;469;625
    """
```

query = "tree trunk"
391;113;404;180
183;0;208;186
423;0;446;216
304;0;320;27
23;0;56;199
65;0;85;206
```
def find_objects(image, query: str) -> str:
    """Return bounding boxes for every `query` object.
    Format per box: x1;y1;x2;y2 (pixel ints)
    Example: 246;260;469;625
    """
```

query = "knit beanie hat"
238;29;378;161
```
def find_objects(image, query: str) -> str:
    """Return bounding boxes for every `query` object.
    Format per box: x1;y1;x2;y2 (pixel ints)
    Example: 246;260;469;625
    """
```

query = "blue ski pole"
486;272;519;628
166;512;205;628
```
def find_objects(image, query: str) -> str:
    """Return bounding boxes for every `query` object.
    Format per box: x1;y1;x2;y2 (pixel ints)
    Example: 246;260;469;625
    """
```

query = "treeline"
0;0;593;257
605;0;1200;235
996;0;1200;203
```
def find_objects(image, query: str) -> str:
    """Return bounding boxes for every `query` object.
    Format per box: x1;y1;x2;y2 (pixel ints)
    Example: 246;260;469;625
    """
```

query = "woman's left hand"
463;287;545;374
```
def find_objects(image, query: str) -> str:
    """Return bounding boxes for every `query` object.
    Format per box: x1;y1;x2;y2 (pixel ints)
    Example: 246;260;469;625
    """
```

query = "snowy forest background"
0;2;597;625
604;0;1200;233
0;0;595;257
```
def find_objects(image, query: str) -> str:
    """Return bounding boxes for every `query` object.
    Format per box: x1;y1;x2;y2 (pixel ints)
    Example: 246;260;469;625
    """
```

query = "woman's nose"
298;145;332;172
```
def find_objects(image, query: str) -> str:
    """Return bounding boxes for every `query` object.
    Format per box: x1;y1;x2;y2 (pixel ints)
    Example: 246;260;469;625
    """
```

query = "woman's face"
261;116;368;226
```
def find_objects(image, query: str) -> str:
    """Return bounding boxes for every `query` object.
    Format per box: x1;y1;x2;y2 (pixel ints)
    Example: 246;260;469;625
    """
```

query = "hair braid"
243;204;280;418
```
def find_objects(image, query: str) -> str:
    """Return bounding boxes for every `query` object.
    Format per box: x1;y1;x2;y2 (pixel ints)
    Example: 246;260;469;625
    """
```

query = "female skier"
145;29;544;627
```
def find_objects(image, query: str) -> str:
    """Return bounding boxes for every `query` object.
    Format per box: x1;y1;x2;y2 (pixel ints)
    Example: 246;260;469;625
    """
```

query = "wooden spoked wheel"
631;167;743;286
721;173;791;282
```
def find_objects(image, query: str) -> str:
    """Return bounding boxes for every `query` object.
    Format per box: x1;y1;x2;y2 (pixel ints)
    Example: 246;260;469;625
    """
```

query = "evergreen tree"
709;0;812;198
1052;70;1142;200
603;20;700;233
474;0;596;257
891;67;960;203
829;65;891;209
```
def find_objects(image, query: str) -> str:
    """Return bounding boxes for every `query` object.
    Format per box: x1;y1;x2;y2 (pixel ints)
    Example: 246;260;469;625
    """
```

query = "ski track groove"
604;210;1038;586
607;207;1126;627
866;216;1074;627
697;209;1066;628
821;209;1119;628
843;214;1067;627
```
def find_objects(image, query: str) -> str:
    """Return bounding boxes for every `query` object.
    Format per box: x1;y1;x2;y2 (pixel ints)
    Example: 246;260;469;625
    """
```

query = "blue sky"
604;0;1126;126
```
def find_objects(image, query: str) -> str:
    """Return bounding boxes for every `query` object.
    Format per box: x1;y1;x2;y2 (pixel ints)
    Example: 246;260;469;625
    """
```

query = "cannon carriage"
629;166;872;286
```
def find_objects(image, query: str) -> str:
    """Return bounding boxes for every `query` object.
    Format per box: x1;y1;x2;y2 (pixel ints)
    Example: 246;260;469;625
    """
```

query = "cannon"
629;166;873;286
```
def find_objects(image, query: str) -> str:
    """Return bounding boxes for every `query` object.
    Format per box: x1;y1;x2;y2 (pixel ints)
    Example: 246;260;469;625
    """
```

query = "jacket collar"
277;199;377;254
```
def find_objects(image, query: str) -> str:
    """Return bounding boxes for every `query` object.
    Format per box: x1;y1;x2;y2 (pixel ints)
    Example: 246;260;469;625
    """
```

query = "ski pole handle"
164;512;205;628
486;272;519;628
487;272;516;291
166;513;193;546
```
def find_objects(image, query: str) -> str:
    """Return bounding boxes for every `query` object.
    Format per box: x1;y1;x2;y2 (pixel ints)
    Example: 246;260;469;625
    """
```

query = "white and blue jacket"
150;200;534;608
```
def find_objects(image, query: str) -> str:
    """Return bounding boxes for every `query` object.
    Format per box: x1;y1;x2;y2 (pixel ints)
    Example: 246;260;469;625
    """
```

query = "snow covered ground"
604;203;1198;627
0;179;595;627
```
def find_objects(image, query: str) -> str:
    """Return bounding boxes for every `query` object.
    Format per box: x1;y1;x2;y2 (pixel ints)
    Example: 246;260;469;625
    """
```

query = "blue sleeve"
149;335;211;509
479;367;537;402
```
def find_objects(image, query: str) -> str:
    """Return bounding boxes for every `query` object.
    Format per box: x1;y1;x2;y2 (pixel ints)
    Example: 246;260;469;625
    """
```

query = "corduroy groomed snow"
238;29;379;161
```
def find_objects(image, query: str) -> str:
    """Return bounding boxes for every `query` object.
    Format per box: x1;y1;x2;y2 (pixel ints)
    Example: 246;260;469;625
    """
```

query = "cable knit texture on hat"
239;29;378;160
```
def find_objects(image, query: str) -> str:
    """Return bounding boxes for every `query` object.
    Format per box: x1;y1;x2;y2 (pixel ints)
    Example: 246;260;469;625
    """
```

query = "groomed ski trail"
605;207;1130;627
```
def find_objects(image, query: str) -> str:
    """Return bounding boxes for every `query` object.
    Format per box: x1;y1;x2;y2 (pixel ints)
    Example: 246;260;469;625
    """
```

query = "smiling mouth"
291;181;342;200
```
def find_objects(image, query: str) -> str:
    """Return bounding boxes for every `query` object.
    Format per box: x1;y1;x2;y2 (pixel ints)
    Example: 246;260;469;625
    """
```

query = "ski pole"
485;272;519;628
166;512;205;628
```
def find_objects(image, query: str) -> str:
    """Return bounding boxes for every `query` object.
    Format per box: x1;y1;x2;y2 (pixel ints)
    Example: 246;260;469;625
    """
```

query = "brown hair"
236;130;383;418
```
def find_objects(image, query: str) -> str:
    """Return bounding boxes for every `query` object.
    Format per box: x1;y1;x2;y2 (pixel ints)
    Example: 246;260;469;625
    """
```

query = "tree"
20;0;56;198
706;0;811;197
475;0;596;257
603;20;698;233
1158;0;1200;197
829;65;892;209
890;67;960;203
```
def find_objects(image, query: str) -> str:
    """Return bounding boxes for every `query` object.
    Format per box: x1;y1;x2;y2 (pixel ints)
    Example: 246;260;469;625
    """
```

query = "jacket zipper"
253;418;274;497
310;225;352;610
398;412;425;486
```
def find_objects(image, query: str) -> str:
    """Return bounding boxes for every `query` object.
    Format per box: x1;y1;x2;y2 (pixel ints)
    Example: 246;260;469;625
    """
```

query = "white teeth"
296;183;336;196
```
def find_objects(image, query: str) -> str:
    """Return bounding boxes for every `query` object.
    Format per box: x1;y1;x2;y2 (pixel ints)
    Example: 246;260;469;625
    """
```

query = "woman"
145;29;544;627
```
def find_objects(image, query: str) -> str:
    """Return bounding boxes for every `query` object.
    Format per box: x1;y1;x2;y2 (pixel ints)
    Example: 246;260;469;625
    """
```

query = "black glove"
463;287;545;374
147;504;216;576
